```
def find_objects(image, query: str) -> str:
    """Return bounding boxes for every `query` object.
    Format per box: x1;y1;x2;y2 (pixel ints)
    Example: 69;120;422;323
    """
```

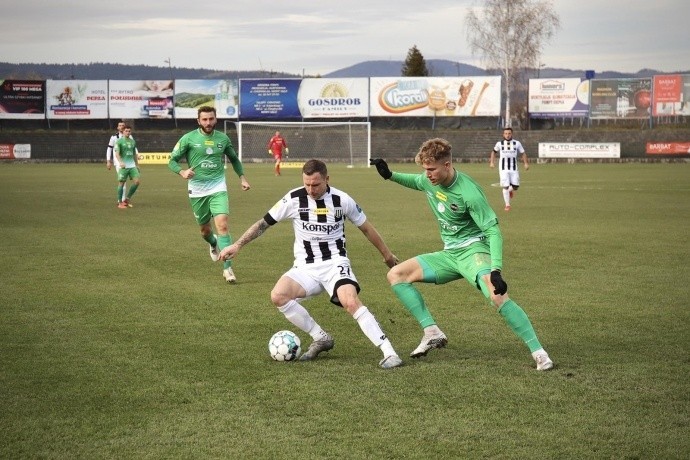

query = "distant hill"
0;62;297;80
0;60;686;80
323;59;489;77
325;60;687;79
531;67;686;79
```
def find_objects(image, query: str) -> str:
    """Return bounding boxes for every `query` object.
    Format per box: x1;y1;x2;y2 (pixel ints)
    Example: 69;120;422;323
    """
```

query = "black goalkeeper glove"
490;270;508;295
369;158;392;180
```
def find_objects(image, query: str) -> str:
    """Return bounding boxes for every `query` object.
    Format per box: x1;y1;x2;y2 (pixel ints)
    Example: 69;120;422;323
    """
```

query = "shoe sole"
299;351;330;361
410;337;448;358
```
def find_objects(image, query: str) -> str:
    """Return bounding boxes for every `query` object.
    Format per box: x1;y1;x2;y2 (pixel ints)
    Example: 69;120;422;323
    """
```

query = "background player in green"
106;120;128;204
370;138;554;370
113;124;140;209
168;105;251;283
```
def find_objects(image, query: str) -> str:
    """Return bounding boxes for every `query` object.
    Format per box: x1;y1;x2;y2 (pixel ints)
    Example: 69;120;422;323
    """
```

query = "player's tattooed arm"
219;219;271;261
235;219;271;248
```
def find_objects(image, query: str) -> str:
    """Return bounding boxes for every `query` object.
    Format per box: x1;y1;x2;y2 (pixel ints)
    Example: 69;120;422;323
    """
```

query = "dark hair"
503;127;513;132
302;159;328;177
197;105;216;118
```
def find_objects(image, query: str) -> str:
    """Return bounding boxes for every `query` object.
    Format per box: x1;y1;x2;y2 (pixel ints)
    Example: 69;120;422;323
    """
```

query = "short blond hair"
415;138;452;165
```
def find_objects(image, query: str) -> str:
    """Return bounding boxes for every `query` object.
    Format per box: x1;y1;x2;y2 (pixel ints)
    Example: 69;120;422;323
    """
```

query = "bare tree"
465;0;559;127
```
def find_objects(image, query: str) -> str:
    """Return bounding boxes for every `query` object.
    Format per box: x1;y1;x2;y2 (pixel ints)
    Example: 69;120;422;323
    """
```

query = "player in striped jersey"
489;127;529;211
219;159;403;369
370;138;553;371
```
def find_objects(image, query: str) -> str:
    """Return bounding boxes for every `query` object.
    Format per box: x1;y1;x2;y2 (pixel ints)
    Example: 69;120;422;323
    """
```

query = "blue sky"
1;1;687;75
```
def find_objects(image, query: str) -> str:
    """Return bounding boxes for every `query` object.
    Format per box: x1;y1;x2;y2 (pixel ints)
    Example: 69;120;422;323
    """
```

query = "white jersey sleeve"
106;134;118;161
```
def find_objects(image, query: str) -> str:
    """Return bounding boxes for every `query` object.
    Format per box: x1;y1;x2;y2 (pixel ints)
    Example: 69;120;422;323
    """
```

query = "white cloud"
0;0;687;74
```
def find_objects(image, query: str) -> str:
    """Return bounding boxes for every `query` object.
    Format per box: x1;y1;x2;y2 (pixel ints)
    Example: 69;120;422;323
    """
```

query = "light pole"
164;58;177;127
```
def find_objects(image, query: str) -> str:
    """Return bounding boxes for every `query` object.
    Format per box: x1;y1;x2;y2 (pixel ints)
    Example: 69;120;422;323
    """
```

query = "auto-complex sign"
538;143;620;158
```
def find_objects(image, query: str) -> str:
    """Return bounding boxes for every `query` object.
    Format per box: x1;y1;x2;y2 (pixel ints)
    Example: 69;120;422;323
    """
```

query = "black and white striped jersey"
264;185;366;266
106;132;122;162
492;139;525;171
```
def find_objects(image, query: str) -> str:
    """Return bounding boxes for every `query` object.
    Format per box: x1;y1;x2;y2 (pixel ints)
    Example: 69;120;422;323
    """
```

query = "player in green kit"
113;125;140;208
168;106;251;283
370;138;553;370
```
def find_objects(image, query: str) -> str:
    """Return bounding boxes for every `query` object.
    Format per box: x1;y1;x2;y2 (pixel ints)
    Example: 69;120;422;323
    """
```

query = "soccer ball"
268;330;301;361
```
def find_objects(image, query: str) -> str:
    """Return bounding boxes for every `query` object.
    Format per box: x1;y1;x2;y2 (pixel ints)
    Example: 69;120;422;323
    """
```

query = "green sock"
217;234;232;269
391;282;436;328
498;299;542;352
203;233;217;246
117;185;124;202
126;183;138;199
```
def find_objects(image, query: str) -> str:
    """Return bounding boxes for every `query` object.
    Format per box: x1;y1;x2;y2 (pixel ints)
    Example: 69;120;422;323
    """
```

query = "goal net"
226;121;371;167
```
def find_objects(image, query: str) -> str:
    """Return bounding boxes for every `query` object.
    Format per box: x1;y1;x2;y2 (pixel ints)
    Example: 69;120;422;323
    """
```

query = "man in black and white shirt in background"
489;127;529;211
219;159;403;369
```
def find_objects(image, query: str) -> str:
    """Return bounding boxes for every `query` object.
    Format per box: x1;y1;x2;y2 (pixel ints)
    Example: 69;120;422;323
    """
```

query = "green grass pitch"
1;161;688;458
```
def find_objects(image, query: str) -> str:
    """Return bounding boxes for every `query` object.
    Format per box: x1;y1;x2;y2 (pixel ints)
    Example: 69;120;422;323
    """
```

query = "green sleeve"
225;143;244;177
168;137;185;174
483;224;503;271
390;171;424;190
168;160;182;174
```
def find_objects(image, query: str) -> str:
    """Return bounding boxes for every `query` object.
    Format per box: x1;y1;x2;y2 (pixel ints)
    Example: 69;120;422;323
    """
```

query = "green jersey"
114;137;137;168
168;128;244;198
391;169;503;269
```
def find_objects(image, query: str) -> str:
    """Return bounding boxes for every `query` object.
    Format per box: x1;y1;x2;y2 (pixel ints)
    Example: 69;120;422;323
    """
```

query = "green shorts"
416;242;492;291
117;167;140;182
190;191;229;225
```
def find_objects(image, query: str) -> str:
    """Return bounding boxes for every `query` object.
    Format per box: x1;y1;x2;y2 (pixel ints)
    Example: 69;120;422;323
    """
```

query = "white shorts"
284;258;360;306
499;169;520;188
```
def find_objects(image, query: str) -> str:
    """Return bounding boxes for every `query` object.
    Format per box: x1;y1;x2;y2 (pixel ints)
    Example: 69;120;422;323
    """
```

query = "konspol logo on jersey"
301;221;342;234
377;80;429;114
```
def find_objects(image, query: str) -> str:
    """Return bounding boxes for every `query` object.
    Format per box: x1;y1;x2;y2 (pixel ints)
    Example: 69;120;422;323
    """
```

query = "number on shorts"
338;264;351;277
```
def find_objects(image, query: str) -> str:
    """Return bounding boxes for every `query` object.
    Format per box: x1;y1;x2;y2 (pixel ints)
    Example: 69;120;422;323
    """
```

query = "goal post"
225;121;371;167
